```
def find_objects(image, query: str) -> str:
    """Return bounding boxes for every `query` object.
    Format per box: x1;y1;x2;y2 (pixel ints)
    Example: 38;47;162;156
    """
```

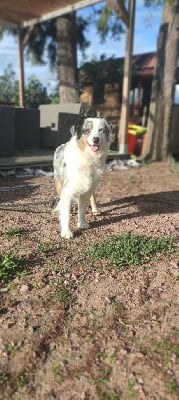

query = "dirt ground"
0;161;179;400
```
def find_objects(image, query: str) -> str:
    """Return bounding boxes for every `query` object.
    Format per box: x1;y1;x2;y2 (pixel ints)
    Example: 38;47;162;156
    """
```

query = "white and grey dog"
53;117;112;239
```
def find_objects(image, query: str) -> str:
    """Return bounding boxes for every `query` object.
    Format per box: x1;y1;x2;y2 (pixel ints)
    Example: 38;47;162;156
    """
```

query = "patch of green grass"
54;280;76;308
153;337;179;365
39;242;55;254
89;366;120;399
89;367;111;399
106;390;119;400
85;232;177;269
173;274;179;282
16;373;27;388
0;370;9;385
75;369;83;379
167;378;179;394
130;177;140;184
126;380;138;399
0;251;23;283
5;343;17;357
55;286;74;303
4;227;26;237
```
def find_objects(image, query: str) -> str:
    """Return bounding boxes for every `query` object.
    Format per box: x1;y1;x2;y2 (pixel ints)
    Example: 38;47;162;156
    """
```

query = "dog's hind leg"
78;194;90;230
52;176;62;215
90;193;101;215
54;176;62;197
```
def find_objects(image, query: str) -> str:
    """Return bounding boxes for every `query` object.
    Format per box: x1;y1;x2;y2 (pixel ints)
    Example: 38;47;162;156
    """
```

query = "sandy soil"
0;161;179;399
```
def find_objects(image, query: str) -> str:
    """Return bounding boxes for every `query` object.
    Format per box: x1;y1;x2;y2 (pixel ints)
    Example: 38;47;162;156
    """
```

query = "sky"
0;1;163;93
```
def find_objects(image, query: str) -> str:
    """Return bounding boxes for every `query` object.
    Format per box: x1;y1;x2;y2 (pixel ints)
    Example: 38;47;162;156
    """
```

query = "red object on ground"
128;122;147;154
128;130;137;153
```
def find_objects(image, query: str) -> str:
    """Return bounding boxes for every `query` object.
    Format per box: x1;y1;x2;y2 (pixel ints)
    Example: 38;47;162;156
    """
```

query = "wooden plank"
0;0;102;27
17;27;25;107
118;0;136;154
22;0;102;27
0;18;17;27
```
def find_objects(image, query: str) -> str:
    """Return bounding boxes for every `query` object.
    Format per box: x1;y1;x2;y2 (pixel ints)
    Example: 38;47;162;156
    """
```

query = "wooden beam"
21;0;102;27
17;27;25;107
118;0;136;154
0;18;17;28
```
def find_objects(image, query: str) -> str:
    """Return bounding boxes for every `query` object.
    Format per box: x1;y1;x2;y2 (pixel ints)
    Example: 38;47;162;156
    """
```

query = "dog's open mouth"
90;144;99;152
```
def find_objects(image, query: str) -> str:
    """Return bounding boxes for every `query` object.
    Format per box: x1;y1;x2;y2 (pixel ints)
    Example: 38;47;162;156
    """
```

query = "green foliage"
76;16;90;54
39;242;55;254
50;84;60;104
85;232;176;269
16;373;27;388
4;227;26;237
25;20;57;67
127;380;138;398
0;65;51;108
79;57;123;104
153;337;179;361
80;49;125;81
55;286;74;304
106;390;119;400
167;379;179;394
0;251;23;283
97;3;125;42
0;370;9;385
0;64;19;104
25;76;51;108
25;16;90;68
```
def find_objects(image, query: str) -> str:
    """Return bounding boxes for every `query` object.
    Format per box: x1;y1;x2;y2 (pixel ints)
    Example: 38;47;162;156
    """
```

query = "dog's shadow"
89;190;179;229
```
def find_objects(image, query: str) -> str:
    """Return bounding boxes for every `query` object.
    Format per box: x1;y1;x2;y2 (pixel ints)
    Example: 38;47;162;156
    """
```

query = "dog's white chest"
64;144;103;195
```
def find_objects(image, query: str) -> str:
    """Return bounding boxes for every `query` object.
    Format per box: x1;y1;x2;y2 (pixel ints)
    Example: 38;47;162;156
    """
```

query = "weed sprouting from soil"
0;370;9;385
39;242;56;254
3;227;27;237
53;279;76;309
126;380;138;398
0;251;23;283
85;232;177;269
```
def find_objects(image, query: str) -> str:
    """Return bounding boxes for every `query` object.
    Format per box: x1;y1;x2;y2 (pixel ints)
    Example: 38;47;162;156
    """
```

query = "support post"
17;26;25;107
118;0;136;154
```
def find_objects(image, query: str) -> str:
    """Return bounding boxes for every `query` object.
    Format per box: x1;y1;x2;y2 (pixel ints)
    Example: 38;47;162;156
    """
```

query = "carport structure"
0;0;136;154
0;0;102;107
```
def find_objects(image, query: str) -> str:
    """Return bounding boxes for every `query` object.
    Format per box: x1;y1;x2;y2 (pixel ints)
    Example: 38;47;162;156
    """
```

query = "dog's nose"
93;137;99;144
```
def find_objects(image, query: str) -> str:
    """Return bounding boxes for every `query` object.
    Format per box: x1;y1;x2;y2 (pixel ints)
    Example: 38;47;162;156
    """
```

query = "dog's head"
71;117;112;153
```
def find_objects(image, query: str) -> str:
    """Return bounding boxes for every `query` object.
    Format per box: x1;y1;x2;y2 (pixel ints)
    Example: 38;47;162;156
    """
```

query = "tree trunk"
142;0;179;161
57;12;80;103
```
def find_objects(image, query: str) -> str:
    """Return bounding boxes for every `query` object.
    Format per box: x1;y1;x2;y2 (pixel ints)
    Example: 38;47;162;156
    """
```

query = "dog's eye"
83;129;90;135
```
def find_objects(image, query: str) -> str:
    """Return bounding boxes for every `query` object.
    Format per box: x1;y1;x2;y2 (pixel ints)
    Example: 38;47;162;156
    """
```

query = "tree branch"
107;0;129;27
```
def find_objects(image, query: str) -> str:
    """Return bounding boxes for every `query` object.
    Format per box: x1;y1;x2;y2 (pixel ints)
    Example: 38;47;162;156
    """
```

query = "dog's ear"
105;121;113;142
107;122;114;133
72;117;84;138
70;125;76;136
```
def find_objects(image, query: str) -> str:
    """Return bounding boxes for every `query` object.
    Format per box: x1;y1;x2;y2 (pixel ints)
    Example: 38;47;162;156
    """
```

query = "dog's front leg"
90;193;101;215
60;191;73;239
77;194;90;230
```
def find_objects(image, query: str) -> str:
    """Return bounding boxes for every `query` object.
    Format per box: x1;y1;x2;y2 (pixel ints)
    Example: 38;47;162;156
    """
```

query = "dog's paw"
61;230;73;239
92;209;101;216
77;222;90;230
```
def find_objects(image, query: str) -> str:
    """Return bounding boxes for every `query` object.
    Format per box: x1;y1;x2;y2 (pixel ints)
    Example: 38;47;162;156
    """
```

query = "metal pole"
17;26;25;107
118;0;136;154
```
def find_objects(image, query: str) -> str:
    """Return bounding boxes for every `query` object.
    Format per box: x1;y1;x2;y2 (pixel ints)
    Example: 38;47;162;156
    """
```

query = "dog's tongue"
91;145;99;152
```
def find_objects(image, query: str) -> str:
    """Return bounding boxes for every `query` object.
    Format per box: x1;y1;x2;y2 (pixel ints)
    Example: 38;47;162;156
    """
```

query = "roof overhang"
0;0;102;28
